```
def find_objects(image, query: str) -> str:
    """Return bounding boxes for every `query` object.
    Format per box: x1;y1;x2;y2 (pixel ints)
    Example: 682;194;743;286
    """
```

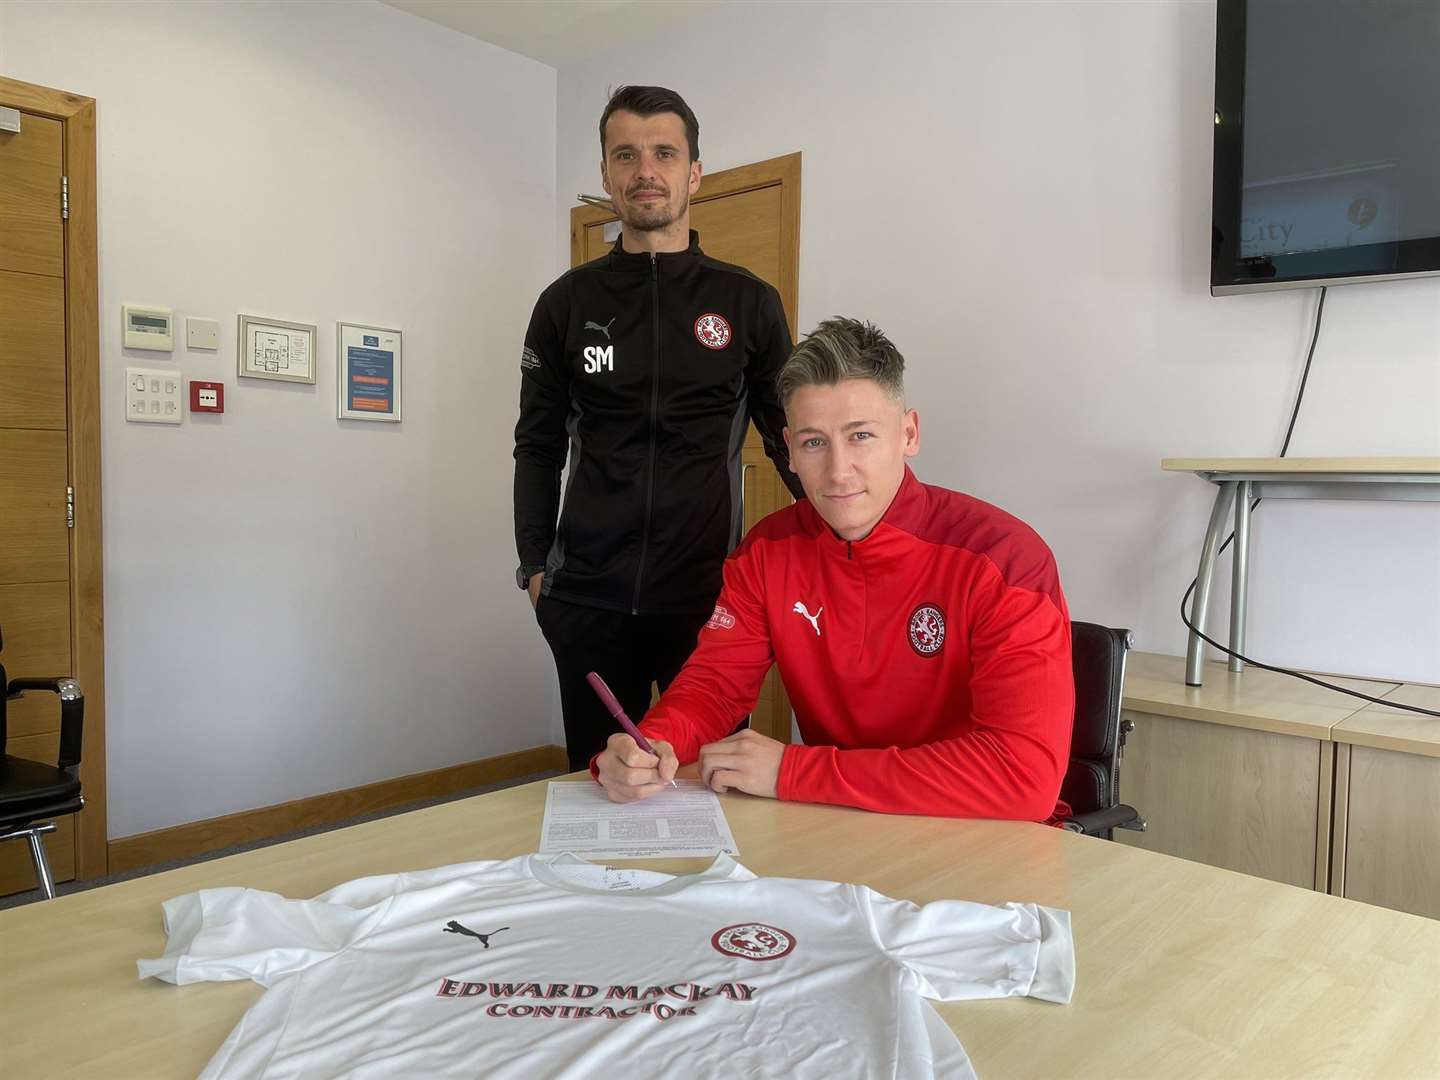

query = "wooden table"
1163;457;1440;686
4;773;1440;1078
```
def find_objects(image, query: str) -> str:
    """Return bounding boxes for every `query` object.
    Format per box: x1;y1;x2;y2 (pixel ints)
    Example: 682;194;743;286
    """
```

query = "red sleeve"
777;575;1073;821
636;541;776;764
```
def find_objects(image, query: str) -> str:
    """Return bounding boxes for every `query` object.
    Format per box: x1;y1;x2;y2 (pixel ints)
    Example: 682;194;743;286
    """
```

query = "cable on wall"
1178;286;1440;719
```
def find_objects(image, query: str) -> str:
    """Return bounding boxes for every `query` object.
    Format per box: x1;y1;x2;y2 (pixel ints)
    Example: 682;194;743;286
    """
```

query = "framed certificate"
237;314;317;384
337;322;402;422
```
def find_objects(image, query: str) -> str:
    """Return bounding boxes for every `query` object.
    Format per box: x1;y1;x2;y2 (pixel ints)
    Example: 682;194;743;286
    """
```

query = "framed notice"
237;314;317;384
337;322;402;422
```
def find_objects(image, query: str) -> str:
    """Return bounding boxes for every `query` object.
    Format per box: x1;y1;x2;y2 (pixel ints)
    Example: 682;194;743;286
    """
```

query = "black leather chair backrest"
1061;622;1132;816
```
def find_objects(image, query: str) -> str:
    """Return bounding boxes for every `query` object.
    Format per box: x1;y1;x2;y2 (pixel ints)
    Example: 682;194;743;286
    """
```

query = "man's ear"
601;159;612;196
689;159;703;195
902;409;920;458
783;426;793;454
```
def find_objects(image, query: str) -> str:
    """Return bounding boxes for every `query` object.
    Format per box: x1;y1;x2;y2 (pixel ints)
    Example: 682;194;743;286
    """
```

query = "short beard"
619;190;689;233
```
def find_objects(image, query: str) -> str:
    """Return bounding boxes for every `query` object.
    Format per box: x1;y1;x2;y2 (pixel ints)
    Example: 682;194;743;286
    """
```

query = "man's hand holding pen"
596;733;680;802
596;727;785;803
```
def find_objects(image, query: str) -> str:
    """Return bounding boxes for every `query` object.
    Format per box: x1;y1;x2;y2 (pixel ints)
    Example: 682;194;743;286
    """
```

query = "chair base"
0;821;58;899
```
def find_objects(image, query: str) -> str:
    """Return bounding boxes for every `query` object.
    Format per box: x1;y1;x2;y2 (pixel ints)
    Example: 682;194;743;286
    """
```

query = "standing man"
514;86;802;771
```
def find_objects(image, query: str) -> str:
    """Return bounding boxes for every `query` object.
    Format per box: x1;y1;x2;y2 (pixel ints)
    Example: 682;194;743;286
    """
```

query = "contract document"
538;780;740;859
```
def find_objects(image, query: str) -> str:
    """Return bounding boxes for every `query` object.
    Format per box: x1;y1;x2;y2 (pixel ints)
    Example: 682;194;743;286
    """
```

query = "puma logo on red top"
792;602;822;636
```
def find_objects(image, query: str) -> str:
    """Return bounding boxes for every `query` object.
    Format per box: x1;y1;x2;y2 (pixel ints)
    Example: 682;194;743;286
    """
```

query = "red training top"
630;466;1074;821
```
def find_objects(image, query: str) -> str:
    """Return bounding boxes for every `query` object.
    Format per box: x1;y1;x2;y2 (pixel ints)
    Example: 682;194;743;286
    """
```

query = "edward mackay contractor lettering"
433;979;758;1022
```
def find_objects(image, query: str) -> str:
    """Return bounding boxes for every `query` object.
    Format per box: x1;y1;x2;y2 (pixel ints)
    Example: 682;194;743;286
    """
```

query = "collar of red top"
797;465;930;559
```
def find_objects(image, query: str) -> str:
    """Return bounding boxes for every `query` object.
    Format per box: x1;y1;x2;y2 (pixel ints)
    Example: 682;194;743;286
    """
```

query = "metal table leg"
25;824;58;900
1228;480;1252;674
1185;480;1238;686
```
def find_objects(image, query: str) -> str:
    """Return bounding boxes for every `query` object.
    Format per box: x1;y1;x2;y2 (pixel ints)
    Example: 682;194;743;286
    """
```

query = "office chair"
0;624;85;899
1060;622;1145;840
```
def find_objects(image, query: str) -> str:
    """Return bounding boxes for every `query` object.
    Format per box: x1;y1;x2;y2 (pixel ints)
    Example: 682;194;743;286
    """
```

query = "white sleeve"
136;886;389;988
853;885;1075;1005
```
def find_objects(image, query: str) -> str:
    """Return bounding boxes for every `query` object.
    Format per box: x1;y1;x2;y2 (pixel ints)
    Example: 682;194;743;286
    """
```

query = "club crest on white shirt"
711;923;795;961
694;312;732;350
791;601;822;636
908;604;946;656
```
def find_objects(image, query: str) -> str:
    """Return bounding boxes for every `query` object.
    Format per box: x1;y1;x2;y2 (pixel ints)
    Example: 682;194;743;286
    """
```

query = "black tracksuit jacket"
514;231;802;615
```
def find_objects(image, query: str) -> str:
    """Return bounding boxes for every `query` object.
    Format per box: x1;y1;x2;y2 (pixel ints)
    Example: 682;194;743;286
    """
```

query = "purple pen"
585;671;678;788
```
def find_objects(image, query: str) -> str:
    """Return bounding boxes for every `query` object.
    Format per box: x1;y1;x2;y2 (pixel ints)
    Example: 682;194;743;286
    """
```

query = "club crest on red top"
908;604;946;657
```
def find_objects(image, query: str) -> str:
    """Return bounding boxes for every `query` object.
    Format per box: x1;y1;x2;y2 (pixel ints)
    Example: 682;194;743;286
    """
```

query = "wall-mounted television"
1211;0;1440;295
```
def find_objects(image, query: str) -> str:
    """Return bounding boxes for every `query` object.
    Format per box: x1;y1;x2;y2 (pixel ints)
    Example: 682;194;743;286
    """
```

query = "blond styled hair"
777;317;905;407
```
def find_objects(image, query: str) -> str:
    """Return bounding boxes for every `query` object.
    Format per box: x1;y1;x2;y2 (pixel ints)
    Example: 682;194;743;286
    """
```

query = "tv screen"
1211;0;1440;294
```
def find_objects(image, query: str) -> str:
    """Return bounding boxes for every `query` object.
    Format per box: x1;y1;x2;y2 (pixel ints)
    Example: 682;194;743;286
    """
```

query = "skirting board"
108;745;569;874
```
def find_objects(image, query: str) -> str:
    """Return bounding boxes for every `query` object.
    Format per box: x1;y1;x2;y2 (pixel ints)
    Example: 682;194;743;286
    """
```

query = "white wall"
2;0;560;837
556;0;1440;685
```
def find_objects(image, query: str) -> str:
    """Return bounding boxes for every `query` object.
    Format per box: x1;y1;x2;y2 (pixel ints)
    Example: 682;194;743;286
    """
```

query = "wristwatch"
516;564;545;590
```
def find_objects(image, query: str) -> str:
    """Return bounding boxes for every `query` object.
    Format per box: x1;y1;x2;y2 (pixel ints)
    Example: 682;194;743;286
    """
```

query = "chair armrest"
1062;803;1144;837
7;677;84;771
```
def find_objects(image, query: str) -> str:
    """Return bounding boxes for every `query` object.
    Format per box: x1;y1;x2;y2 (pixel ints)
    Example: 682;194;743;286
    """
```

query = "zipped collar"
801;466;929;562
605;228;704;271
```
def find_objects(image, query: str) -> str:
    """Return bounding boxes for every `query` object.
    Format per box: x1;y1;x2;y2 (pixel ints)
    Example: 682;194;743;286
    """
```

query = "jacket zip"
631;253;661;614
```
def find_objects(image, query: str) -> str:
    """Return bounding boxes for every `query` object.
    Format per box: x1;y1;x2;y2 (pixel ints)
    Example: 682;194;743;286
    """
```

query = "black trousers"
536;594;711;772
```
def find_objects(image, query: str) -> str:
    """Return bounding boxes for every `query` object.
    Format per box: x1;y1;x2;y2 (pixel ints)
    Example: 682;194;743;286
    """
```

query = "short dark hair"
778;318;907;407
599;85;700;162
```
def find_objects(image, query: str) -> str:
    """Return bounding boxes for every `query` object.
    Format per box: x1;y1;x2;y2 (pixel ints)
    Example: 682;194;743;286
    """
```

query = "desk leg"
1229;480;1252;674
1185;480;1238;686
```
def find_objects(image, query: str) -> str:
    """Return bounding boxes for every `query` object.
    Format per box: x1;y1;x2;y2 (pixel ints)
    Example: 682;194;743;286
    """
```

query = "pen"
585;671;678;788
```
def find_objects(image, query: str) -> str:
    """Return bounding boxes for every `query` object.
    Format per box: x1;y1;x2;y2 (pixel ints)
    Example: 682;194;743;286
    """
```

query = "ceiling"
380;0;727;68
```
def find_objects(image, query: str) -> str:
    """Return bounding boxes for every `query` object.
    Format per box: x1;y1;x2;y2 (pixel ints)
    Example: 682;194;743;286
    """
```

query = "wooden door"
569;153;801;742
0;78;105;894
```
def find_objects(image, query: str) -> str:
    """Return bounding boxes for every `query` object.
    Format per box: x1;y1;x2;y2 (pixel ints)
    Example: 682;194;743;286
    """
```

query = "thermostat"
123;304;175;351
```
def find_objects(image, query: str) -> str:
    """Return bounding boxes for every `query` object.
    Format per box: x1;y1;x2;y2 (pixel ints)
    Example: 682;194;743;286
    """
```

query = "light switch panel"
126;366;183;424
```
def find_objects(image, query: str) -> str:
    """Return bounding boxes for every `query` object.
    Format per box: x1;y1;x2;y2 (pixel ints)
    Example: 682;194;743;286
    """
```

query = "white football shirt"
138;853;1074;1078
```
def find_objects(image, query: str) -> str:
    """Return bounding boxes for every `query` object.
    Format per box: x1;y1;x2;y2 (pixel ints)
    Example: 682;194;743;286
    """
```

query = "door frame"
568;151;801;339
0;76;106;879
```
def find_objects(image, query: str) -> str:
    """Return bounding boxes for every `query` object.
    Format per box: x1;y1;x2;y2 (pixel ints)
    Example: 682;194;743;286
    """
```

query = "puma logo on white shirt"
792;601;822;636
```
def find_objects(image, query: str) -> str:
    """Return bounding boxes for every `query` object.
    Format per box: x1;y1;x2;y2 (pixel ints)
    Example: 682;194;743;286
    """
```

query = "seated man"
595;317;1074;820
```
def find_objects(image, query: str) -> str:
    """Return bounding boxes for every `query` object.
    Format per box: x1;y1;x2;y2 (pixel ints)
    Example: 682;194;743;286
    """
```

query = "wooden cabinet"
1120;657;1440;921
1330;685;1440;920
1114;653;1420;903
1335;745;1440;919
1115;710;1329;890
